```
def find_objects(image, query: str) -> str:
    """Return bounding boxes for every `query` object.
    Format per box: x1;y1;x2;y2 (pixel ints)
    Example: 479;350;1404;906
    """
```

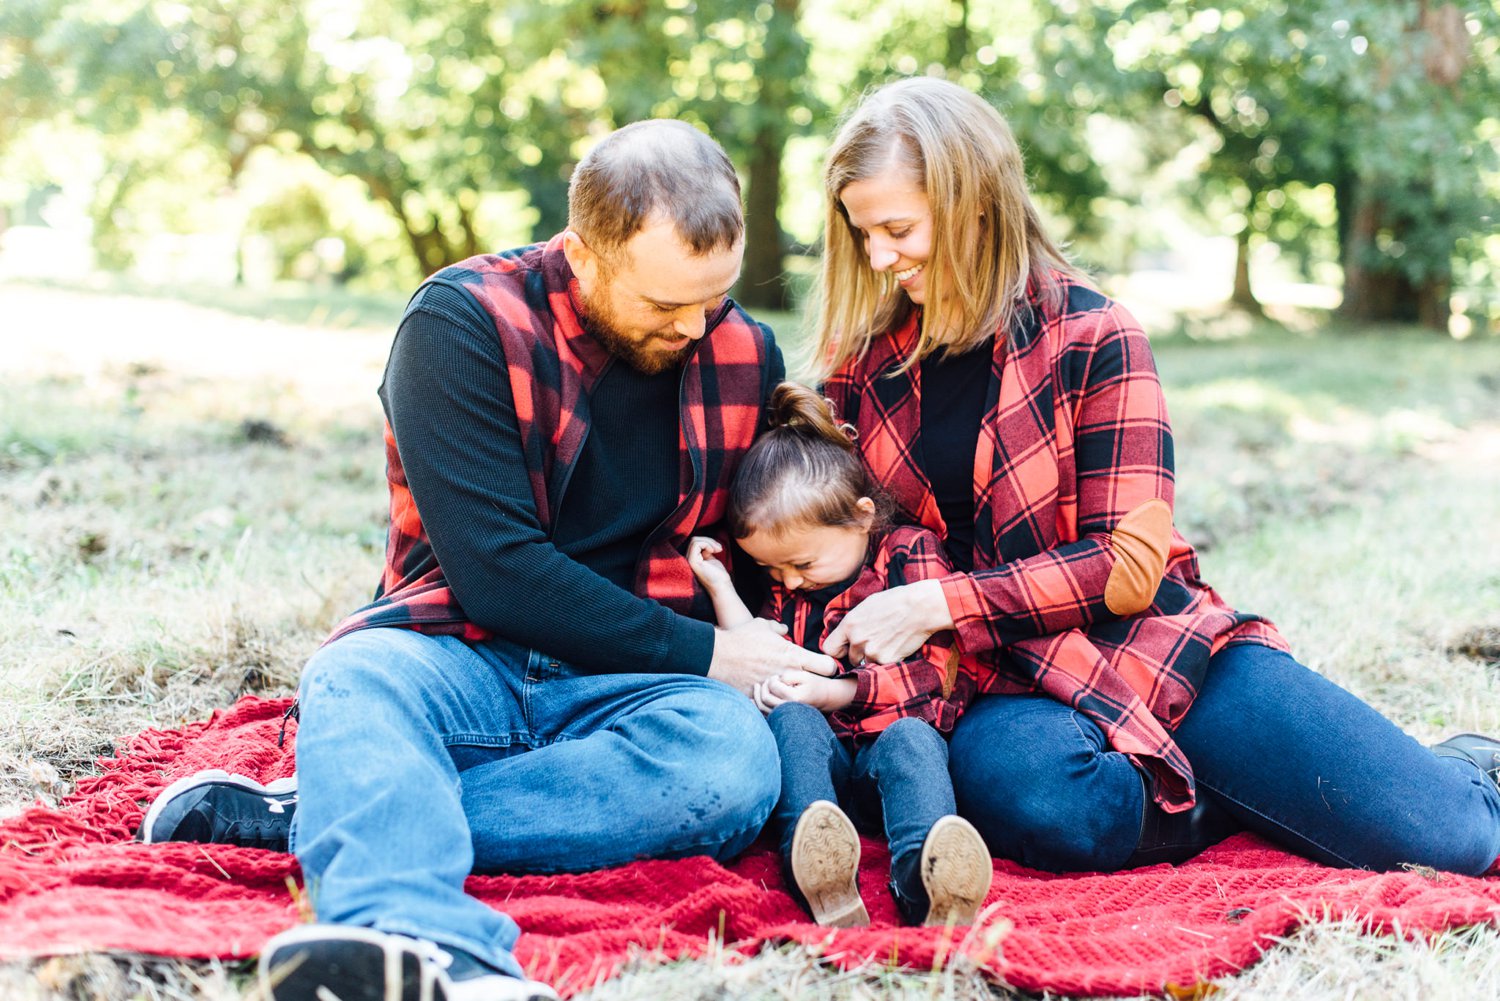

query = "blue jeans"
768;702;954;868
290;627;779;978
949;642;1500;874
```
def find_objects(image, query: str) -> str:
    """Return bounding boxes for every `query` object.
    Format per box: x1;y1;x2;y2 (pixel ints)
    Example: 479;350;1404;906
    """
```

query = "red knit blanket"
3;697;1498;997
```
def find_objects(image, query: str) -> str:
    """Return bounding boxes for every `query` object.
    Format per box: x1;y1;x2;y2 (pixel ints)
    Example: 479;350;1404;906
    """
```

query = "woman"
811;76;1500;875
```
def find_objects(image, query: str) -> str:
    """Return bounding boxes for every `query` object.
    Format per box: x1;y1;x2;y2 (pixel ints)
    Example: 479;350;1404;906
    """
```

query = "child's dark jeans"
767;701;954;868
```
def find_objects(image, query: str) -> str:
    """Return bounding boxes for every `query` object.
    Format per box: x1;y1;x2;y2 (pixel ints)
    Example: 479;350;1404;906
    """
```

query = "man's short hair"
568;120;743;262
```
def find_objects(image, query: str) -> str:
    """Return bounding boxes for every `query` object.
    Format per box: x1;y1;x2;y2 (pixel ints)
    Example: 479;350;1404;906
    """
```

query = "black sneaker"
1433;733;1500;787
137;769;297;849
259;924;559;1001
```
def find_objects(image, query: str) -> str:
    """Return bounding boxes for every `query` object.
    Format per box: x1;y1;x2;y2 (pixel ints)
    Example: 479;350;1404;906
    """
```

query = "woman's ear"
855;496;877;528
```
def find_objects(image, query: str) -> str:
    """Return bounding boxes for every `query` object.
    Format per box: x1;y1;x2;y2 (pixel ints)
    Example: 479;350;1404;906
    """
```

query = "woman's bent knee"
949;696;1143;871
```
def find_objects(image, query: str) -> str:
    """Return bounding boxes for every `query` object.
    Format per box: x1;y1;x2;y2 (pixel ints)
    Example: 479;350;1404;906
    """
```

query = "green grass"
2;279;1499;1000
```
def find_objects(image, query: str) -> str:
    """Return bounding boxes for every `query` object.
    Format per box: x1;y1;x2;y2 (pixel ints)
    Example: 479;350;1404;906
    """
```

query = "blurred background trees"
2;0;1495;327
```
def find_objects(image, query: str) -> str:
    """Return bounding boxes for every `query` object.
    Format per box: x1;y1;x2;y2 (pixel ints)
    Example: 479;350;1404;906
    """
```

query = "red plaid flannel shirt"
822;275;1287;811
765;525;983;742
329;236;770;643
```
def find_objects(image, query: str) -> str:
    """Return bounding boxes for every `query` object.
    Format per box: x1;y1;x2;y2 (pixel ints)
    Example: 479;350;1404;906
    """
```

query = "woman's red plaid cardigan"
822;275;1287;811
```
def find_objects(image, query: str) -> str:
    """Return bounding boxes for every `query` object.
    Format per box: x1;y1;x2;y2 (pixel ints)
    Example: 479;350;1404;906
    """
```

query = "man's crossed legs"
143;627;780;1001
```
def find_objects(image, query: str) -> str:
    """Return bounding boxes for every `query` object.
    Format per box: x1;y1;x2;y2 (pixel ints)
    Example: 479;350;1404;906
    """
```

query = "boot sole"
138;769;296;843
789;800;869;927
921;815;993;927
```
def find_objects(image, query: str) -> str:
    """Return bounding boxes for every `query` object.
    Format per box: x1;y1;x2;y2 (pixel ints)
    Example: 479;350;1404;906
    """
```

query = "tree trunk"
946;0;971;69
1335;3;1464;331
1229;225;1263;315
739;129;788;311
736;0;803;312
1338;181;1447;329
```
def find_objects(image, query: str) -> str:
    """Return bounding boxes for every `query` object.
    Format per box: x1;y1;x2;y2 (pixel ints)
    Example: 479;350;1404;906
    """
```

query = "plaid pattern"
329;235;771;644
766;525;983;742
822;275;1287;810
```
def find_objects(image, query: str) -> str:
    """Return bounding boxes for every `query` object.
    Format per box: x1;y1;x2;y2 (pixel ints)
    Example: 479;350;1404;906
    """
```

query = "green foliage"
1080;1;1499;314
3;1;1497;321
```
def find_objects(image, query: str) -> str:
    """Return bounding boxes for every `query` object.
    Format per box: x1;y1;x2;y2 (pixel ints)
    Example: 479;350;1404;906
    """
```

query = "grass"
2;278;1499;999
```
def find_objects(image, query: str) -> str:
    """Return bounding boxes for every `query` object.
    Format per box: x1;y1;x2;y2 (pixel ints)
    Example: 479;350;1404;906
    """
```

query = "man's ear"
563;230;598;289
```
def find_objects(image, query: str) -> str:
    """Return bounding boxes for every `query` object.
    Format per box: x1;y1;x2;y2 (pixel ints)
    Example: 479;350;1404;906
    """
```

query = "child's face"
739;521;870;592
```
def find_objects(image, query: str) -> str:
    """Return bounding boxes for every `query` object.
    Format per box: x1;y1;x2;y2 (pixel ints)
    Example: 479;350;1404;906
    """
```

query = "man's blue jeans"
289;627;779;979
949;642;1500;875
768;703;953;868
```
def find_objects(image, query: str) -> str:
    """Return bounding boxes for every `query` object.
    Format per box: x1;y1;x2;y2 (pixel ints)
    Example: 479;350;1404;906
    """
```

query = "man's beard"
577;283;688;376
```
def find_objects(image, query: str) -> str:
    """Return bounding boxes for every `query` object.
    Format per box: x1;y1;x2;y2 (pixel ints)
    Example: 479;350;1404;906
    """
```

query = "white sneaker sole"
259;924;558;1001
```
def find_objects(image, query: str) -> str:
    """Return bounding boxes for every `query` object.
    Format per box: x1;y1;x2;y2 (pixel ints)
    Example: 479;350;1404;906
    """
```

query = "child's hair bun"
767;382;856;451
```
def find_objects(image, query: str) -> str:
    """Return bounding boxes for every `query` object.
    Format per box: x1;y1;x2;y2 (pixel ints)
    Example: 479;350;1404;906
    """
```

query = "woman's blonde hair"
814;77;1077;377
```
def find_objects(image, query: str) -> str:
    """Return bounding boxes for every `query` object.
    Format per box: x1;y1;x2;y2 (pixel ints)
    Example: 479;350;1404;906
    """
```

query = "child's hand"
690;535;756;629
754;671;857;714
687;536;734;592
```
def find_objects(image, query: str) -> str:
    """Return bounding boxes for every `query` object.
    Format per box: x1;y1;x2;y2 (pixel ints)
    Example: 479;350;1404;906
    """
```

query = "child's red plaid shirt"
764;525;982;742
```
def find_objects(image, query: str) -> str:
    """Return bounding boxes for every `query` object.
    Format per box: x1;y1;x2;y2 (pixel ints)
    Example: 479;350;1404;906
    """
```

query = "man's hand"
708;619;839;696
822;579;954;665
754;672;857;714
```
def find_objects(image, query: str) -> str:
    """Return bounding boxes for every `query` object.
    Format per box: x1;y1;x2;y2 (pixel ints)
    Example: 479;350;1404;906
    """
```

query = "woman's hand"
821;579;954;665
754;671;857;714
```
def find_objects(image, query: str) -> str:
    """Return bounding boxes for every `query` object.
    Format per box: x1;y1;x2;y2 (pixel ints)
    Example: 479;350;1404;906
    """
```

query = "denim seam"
440;732;529;750
501;814;768;875
1193;776;1362;870
1065;710;1107;753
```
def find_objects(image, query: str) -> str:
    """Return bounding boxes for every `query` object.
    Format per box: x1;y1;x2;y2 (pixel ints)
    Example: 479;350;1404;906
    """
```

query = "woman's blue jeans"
289;627;780;979
949;642;1500;875
768;703;954;868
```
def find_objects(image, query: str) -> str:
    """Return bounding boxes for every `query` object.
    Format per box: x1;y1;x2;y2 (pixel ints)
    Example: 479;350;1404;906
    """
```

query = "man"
140;120;836;1001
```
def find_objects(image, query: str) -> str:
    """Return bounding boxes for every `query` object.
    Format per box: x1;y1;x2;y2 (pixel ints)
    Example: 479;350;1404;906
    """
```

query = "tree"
1334;1;1493;328
1085;0;1498;327
837;0;1112;248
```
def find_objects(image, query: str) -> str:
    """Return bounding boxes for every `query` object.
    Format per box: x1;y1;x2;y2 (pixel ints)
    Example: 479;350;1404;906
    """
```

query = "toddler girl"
688;382;992;927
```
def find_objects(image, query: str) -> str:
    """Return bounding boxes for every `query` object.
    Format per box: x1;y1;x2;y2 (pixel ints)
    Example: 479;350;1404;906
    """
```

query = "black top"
778;566;865;656
549;360;682;591
919;342;992;572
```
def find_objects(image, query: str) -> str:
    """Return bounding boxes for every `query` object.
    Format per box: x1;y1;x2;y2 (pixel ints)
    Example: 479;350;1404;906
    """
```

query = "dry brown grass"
3;281;1499;999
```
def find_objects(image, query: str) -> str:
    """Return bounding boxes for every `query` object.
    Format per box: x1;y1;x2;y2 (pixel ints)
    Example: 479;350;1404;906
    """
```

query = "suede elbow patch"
1104;499;1173;615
